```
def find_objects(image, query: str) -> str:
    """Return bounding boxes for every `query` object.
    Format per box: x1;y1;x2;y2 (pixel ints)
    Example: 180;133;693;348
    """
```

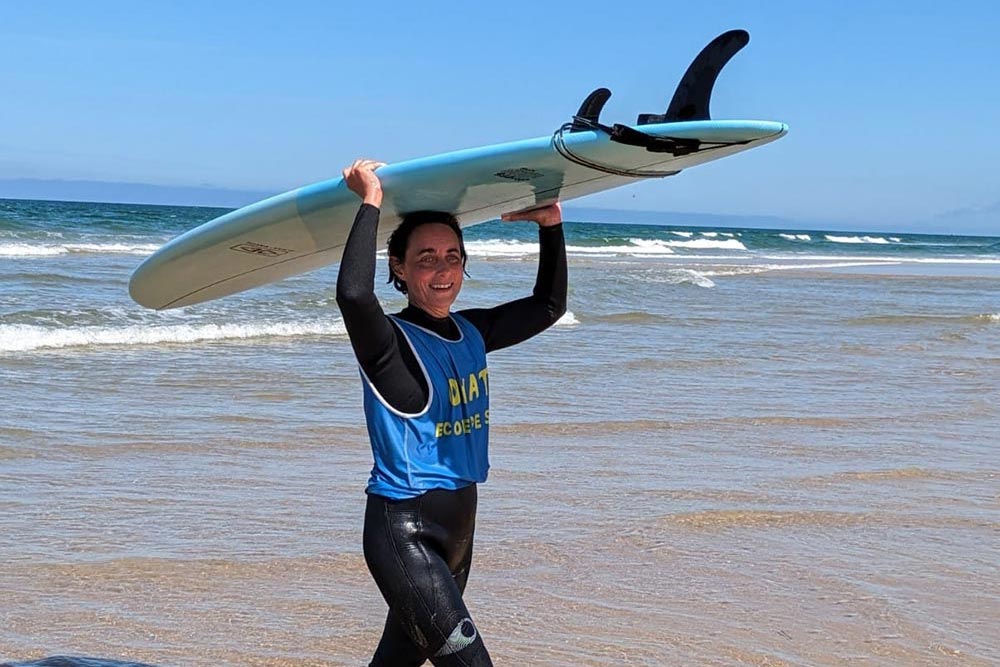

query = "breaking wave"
0;319;348;353
0;242;161;257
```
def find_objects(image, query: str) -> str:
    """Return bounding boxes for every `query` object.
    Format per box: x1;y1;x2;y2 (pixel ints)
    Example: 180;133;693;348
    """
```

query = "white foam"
641;269;715;288
702;261;899;277
624;237;747;252
0;318;348;353
0;244;64;257
671;231;694;238
463;240;537;257
554;311;579;326
755;254;1000;265
477;240;661;256
659;238;747;250
780;233;812;241
463;237;746;258
681;270;715;288
0;242;161;257
69;242;162;254
626;239;676;254
465;239;675;257
825;235;891;245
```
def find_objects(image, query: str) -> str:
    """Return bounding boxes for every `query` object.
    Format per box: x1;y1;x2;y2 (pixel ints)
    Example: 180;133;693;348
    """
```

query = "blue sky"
2;1;998;232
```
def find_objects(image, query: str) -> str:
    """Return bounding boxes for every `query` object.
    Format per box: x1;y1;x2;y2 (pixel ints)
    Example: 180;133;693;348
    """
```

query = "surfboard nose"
128;259;166;310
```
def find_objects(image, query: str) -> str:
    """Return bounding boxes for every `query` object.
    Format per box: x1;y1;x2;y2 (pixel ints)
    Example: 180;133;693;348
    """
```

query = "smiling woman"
334;159;567;666
385;211;469;318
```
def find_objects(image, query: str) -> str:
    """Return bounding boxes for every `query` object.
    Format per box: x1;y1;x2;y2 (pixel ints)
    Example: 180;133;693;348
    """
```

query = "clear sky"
2;1;998;233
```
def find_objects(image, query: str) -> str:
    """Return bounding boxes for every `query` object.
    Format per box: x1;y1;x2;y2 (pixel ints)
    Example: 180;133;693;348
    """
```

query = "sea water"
1;198;998;666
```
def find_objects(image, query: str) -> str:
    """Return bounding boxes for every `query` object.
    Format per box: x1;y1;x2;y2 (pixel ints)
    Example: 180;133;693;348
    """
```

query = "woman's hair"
386;211;468;294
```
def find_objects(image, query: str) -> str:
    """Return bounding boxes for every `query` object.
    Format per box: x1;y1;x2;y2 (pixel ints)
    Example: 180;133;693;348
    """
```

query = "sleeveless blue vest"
361;313;490;499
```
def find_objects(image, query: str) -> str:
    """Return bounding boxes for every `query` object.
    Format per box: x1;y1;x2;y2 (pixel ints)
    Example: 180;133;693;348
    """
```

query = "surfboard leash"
552;118;746;179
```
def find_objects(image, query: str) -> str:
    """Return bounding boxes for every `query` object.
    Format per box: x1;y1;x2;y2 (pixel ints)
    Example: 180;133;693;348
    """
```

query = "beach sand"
2;201;998;666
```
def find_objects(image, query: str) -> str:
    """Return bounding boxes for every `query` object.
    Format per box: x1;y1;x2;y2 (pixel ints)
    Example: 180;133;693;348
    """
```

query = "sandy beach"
2;199;999;666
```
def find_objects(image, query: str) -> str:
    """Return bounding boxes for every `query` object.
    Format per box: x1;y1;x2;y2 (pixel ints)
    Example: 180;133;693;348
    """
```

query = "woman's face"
391;222;465;318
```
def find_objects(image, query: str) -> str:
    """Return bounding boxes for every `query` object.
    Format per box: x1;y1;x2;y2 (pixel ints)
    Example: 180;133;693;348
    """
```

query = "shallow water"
2;199;998;666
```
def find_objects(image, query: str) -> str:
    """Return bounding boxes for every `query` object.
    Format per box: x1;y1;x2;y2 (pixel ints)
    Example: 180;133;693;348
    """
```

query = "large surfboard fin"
638;29;750;124
570;88;612;132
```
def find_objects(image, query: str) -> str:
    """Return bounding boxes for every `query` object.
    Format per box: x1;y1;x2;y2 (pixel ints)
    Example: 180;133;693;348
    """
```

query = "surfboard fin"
569;88;612;132
638;29;750;124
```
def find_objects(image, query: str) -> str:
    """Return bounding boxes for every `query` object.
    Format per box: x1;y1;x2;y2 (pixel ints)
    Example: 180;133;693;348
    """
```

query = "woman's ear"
389;256;405;279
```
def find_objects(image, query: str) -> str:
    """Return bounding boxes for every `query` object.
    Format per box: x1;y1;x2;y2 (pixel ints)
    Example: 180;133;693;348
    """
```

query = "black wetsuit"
336;204;566;666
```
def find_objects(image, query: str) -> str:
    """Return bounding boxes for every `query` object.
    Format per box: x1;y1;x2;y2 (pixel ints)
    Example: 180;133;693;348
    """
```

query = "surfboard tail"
554;28;775;175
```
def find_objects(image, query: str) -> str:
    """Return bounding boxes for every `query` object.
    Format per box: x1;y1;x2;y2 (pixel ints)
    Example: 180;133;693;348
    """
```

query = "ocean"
1;197;998;667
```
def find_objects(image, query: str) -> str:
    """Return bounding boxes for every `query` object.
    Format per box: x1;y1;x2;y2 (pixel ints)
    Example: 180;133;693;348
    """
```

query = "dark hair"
386;210;469;294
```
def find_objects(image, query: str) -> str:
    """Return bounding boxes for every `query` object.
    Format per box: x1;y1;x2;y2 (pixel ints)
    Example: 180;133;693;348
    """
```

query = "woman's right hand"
501;202;562;227
342;159;387;208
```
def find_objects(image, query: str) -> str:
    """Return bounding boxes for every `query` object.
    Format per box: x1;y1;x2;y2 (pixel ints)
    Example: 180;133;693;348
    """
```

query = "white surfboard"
130;30;787;310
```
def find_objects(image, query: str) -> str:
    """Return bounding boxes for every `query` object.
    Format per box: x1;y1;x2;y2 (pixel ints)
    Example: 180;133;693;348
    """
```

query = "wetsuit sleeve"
460;223;567;352
335;204;428;414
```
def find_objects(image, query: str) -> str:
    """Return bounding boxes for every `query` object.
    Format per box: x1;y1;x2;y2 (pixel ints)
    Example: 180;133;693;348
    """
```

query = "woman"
336;159;566;667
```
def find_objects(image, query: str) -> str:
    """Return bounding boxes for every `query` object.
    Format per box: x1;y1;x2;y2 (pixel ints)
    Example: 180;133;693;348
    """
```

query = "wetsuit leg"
368;610;427;667
364;485;492;667
368;543;476;667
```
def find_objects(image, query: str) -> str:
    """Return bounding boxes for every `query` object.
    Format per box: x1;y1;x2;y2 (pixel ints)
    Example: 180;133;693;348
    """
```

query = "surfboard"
130;30;787;310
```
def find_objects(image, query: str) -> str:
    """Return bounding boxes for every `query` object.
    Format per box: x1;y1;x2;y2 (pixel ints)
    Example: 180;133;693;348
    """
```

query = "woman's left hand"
501;202;562;227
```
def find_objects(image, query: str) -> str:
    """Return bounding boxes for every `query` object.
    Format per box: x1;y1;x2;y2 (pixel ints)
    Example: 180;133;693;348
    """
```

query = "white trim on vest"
359;318;434;419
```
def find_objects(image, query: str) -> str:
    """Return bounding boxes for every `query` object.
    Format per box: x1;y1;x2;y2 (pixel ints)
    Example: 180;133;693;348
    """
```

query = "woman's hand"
342;159;387;208
501;202;562;227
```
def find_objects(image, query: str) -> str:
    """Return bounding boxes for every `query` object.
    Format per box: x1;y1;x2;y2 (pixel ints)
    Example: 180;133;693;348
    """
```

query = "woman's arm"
460;203;567;352
335;160;428;413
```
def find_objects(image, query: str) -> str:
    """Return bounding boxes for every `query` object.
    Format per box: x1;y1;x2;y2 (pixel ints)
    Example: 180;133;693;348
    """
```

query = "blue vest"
361;313;490;499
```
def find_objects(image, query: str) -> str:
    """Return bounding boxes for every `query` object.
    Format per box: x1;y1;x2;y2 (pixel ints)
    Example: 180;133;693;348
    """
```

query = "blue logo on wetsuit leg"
435;618;477;656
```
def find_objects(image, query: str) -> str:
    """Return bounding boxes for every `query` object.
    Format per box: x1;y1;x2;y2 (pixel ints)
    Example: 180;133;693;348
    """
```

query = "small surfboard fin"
570;88;612;132
638;29;750;124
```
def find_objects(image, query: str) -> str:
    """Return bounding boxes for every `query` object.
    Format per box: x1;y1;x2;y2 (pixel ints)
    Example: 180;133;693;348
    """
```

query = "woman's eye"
446;255;461;264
